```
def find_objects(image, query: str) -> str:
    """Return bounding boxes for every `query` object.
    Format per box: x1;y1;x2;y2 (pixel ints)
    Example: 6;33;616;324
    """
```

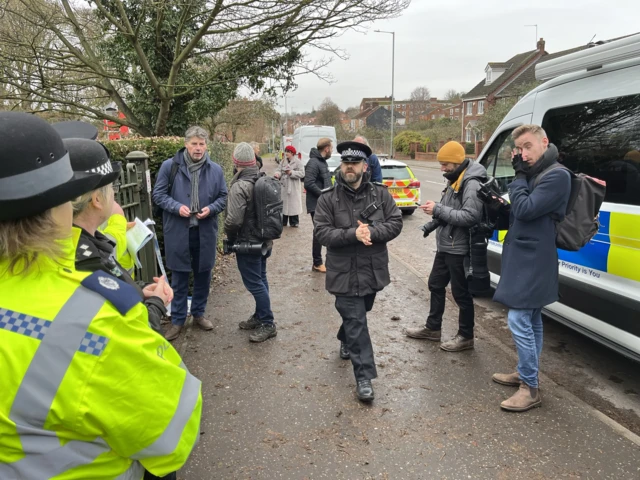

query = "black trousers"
144;471;176;480
335;294;378;381
426;252;475;339
309;211;323;266
283;214;299;226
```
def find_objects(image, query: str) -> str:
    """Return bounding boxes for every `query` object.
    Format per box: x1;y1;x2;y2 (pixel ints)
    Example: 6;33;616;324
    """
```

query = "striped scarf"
183;149;205;227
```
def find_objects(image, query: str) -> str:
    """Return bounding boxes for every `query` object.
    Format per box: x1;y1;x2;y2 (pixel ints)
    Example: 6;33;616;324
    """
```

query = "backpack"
253;174;283;240
152;161;179;217
534;164;606;251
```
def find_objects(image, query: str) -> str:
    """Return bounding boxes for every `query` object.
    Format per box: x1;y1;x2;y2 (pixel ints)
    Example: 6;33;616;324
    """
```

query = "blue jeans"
507;308;543;388
170;228;213;326
236;250;274;324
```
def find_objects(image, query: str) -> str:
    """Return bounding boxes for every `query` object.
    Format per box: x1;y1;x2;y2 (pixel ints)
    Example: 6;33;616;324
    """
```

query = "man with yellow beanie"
404;141;487;352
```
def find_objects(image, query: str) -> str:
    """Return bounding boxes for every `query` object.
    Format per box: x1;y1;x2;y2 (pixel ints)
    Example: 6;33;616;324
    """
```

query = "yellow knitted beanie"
437;141;466;164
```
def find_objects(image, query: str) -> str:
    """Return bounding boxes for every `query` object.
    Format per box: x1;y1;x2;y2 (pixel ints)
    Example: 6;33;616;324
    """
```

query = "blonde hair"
317;137;333;150
72;185;110;217
0;210;66;275
512;124;547;141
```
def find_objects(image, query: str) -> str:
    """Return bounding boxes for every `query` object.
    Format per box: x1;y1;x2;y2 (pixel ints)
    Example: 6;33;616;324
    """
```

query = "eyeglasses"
112;182;121;194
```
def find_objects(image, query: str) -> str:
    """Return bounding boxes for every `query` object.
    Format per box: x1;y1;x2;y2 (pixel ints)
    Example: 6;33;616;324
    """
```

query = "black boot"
356;380;374;402
339;342;350;360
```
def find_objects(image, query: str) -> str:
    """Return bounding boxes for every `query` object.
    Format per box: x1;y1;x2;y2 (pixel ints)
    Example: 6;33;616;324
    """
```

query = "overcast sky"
274;0;640;114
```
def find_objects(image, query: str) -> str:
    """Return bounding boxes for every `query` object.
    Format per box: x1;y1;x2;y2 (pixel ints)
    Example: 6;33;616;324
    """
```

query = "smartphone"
190;209;202;215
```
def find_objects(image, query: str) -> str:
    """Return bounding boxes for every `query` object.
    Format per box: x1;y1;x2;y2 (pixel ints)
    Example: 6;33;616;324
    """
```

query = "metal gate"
114;151;158;283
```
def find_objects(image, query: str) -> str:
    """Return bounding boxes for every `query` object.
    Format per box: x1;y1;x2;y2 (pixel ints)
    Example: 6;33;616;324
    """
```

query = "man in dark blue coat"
354;136;382;183
152;126;228;341
492;125;570;412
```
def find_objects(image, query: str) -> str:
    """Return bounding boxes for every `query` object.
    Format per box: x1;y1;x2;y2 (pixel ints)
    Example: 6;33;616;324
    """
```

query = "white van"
292;125;337;167
477;34;640;362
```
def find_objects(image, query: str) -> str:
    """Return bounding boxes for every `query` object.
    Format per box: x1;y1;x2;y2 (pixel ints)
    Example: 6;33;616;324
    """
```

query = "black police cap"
336;141;372;162
64;138;122;190
0;112;101;221
52;120;99;141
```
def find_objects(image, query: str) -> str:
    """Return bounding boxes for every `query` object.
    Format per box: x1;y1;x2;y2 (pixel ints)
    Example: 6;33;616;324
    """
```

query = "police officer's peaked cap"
52;120;99;141
0;112;102;221
64;138;122;190
337;141;372;162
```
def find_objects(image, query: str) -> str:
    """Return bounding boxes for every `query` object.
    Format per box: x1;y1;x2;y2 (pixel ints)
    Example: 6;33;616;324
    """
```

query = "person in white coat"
274;145;305;227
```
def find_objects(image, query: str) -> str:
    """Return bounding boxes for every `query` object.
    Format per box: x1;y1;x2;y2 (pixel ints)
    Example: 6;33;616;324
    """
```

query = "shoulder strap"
167;161;180;193
81;271;141;316
533;163;569;188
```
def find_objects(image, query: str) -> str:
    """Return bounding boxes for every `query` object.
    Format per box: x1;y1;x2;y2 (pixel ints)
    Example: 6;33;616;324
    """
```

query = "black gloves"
511;154;528;178
420;220;441;238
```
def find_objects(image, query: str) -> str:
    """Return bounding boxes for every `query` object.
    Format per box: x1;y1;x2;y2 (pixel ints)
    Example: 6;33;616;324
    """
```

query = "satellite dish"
51;121;99;140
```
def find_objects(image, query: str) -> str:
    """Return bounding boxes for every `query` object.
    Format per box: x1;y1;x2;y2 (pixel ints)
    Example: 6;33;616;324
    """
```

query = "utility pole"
375;30;395;158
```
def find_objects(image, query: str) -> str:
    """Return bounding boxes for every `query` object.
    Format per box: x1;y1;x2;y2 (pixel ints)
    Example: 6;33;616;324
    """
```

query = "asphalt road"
169;157;640;479
402;159;640;433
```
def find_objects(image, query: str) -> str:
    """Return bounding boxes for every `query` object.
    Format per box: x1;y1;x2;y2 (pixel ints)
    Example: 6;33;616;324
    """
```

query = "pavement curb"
387;248;640;448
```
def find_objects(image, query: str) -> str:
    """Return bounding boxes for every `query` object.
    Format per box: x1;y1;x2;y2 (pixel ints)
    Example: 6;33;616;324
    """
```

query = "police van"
477;34;640;362
292;125;337;167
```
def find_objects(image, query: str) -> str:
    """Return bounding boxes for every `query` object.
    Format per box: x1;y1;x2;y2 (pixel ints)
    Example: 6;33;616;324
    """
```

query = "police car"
477;34;640;362
380;159;420;215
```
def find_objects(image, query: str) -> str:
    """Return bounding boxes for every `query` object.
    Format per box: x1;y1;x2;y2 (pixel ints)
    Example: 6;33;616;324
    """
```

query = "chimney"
537;37;545;52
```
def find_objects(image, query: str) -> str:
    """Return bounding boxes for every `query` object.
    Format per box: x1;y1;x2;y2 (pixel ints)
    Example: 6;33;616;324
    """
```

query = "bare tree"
0;0;410;136
208;98;278;142
444;89;464;102
409;85;431;115
315;97;341;126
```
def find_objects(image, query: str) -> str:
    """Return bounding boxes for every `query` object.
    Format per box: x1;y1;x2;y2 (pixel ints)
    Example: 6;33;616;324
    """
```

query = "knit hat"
233;142;257;168
285;145;297;155
437;141;466;164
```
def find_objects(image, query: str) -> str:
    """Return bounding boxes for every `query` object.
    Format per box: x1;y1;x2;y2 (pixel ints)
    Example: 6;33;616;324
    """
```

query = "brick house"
461;38;599;151
422;102;463;122
351;106;405;130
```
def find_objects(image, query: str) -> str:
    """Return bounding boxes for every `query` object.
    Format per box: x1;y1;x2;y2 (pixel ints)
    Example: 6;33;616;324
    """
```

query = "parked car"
477;34;640;362
379;159;420;215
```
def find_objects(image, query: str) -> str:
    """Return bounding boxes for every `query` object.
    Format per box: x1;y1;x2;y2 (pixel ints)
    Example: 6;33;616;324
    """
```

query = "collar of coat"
527;143;559;180
231;166;259;186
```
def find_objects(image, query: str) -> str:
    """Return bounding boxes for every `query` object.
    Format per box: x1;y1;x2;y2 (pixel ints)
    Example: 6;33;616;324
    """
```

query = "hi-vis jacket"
0;229;202;479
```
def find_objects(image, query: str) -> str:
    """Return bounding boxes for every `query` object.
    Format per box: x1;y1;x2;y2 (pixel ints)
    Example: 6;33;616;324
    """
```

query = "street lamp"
374;29;395;158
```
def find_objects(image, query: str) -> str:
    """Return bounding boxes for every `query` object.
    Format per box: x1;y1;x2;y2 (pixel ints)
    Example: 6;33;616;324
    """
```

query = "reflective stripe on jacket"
0;229;202;479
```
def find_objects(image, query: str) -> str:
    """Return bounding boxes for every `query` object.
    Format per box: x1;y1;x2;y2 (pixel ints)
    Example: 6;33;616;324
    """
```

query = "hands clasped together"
356;220;372;246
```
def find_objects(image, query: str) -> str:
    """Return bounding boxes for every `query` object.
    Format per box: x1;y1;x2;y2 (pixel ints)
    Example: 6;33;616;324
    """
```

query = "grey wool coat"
275;157;304;216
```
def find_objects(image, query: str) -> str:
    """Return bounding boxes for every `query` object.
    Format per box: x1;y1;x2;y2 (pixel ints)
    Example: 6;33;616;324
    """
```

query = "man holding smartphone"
491;125;571;412
404;141;487;351
153;126;228;341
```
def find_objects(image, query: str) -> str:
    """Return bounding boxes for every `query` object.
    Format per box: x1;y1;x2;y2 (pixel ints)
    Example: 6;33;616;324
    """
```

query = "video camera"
222;238;269;256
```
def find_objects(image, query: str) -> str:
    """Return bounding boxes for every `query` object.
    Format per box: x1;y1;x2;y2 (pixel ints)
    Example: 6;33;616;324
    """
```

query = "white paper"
126;217;154;268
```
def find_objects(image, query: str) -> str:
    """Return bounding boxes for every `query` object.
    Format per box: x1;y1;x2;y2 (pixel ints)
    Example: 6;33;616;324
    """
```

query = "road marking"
386;247;640;448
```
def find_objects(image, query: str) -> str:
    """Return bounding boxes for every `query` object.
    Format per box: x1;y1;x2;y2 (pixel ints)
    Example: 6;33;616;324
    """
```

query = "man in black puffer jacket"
314;141;403;402
304;137;333;272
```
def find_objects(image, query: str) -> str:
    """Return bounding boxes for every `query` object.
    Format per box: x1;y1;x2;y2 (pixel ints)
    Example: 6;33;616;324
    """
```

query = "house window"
450;109;453;115
465;129;472;143
486;70;492;84
432;114;435;119
478;101;485;115
466;103;473;115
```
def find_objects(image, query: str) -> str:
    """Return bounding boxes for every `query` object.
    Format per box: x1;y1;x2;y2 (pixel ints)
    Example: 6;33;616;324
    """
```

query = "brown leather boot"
500;383;542;412
403;326;441;341
193;315;213;330
164;324;182;341
492;372;521;387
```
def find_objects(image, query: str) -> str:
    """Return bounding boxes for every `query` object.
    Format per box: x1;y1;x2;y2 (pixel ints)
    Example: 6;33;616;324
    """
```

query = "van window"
543;94;640;206
480;129;515;193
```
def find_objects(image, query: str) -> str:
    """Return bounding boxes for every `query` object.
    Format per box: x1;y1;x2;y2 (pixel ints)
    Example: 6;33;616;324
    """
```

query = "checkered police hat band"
87;161;113;176
341;148;367;159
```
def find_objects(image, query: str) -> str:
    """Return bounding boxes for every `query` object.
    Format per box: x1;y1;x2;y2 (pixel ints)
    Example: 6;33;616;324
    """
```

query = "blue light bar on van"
535;34;640;81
